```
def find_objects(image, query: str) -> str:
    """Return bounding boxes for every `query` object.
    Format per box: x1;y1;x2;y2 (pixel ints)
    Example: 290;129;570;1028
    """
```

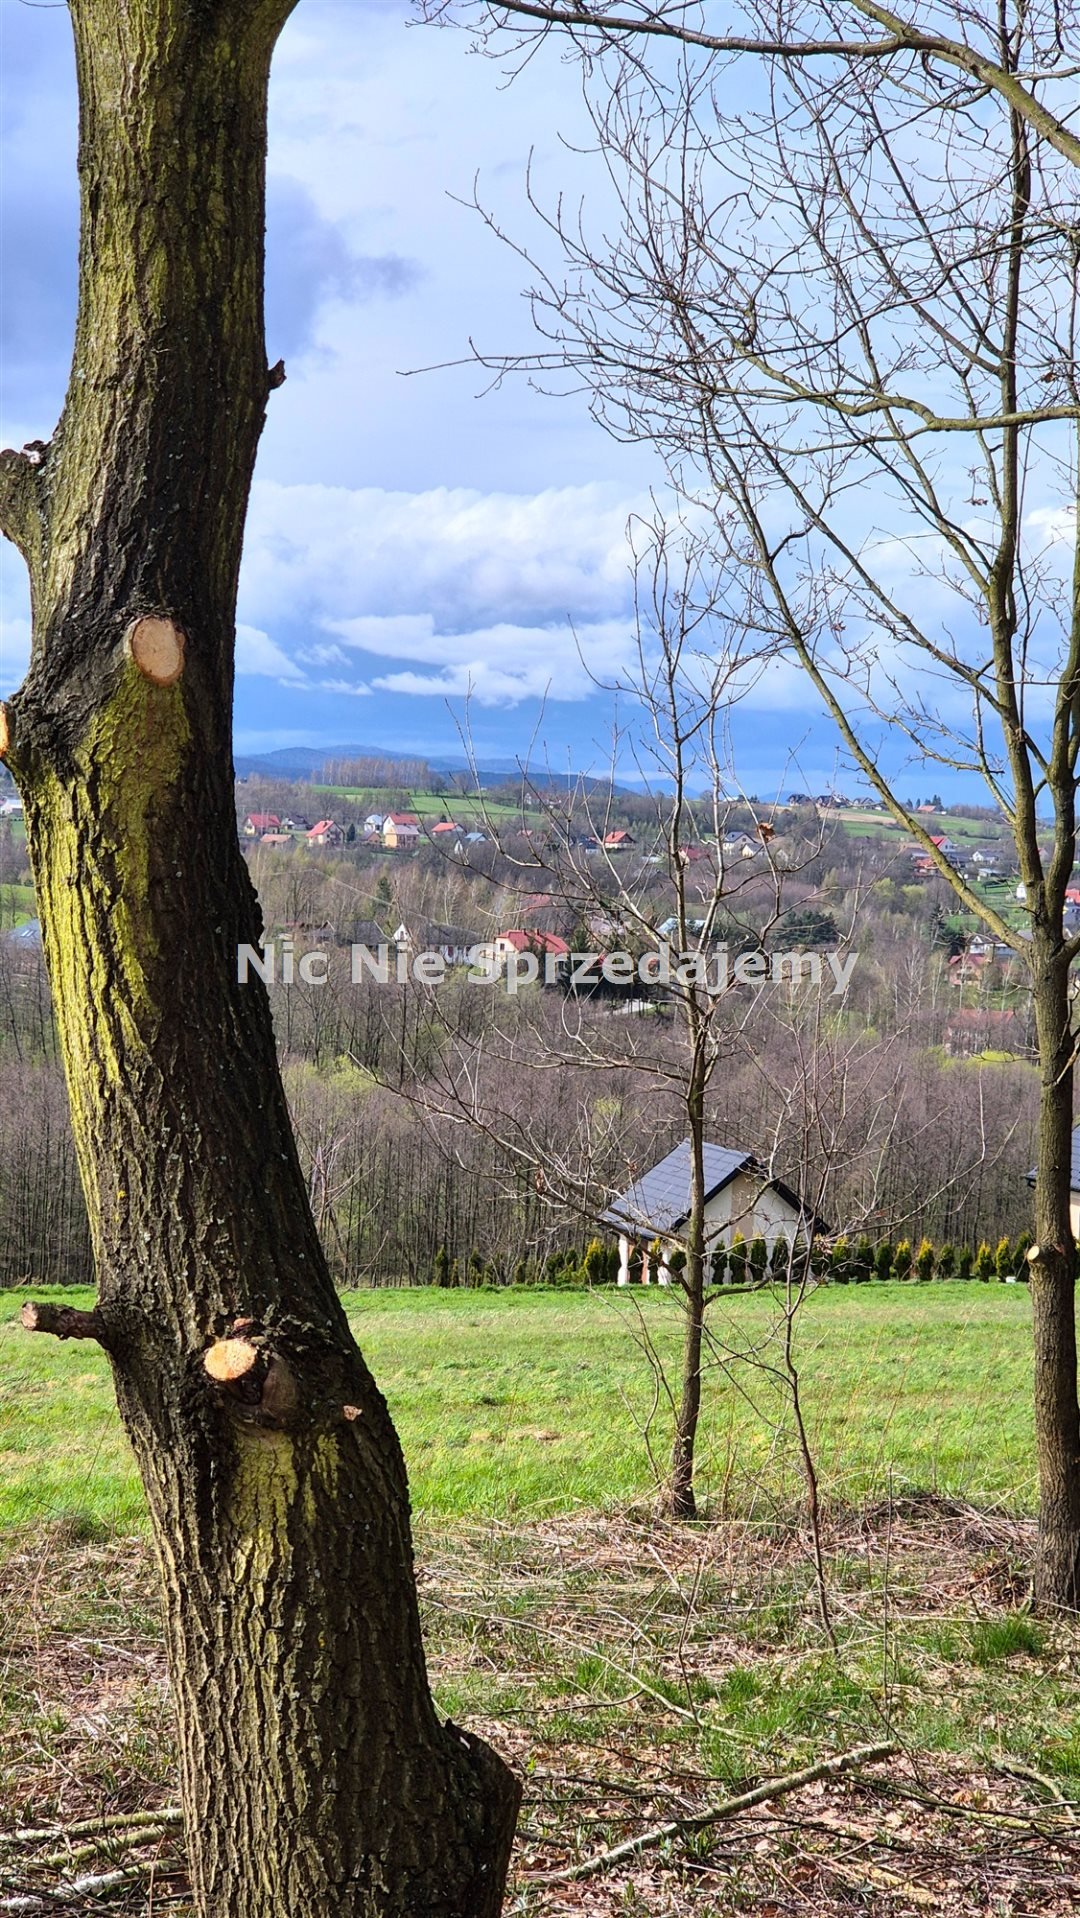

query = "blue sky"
0;0;1041;803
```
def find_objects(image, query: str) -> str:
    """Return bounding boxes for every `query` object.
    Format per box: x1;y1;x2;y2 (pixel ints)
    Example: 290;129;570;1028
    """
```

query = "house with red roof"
307;819;344;847
471;928;571;978
383;813;420;850
242;812;279;836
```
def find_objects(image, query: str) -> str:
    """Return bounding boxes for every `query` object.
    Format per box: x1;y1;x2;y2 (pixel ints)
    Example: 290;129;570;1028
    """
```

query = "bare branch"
469;1;1080;168
20;1300;109;1346
529;1738;898;1882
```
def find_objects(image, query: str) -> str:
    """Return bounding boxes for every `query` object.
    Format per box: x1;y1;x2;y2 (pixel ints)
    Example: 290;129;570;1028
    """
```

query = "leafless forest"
0;791;1040;1287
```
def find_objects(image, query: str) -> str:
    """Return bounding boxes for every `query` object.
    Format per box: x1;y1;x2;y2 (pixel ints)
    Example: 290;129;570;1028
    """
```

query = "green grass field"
835;808;1003;843
6;1280;1080;1910
0;882;35;927
0;1283;1036;1534
311;783;537;823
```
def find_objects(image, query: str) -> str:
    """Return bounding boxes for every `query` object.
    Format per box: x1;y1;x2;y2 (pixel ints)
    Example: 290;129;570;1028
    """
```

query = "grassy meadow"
6;1280;1080;1915
311;783;536;823
0;1282;1036;1533
0;881;35;927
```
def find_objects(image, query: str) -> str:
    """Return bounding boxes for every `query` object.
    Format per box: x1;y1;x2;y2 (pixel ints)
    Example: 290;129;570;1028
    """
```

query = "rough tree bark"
1;2;520;1911
1029;943;1080;1608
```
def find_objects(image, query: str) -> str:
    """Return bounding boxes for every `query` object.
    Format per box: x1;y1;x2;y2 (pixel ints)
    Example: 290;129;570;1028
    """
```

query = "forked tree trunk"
1030;949;1080;1610
0;3;520;1910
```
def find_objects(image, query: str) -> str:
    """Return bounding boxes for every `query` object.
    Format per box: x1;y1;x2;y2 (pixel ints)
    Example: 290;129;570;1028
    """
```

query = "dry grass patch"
1;1501;1078;1913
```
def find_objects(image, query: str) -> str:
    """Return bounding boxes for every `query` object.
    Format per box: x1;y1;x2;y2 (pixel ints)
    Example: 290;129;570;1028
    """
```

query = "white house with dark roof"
602;1140;820;1285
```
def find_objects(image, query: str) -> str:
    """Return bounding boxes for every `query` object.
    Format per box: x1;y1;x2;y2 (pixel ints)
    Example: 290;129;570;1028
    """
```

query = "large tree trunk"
0;2;520;1910
1030;948;1080;1610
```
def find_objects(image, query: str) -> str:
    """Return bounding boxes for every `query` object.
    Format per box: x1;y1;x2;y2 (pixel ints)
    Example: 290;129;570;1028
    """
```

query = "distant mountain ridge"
233;743;618;789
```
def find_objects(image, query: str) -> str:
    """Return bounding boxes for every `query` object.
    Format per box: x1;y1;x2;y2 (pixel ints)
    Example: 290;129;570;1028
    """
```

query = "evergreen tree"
769;1234;790;1277
874;1241;895;1283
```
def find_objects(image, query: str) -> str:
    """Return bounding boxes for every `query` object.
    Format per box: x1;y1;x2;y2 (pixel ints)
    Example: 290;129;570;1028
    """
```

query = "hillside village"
0;754;1057;1290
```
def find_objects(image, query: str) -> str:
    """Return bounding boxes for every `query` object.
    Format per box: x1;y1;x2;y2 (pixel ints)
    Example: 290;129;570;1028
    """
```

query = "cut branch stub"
203;1337;260;1384
202;1333;298;1425
21;1301;108;1346
0;704;9;759
125;616;185;686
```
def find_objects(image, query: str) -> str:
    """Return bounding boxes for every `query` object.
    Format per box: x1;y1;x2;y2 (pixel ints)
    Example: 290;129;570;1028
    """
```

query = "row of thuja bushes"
795;1231;1033;1285
427;1232;1035;1289
430;1243;623;1289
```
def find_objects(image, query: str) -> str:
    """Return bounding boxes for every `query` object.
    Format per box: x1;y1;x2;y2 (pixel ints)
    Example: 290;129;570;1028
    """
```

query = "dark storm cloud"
265;176;422;360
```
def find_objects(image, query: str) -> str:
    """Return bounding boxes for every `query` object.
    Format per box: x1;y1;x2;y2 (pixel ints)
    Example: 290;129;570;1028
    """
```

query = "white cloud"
240;480;644;633
330;613;635;704
233;480;657;706
235;623;307;681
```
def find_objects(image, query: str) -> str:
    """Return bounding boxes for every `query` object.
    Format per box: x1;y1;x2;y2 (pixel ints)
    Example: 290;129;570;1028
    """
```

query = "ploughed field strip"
1;1504;1078;1915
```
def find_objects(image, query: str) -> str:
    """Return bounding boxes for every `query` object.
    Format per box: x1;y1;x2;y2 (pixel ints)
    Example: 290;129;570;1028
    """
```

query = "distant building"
307;819;344;847
391;920;481;966
383;813;420;850
472;928;570;975
1;918;40;947
243;812;279;836
943;1009;1024;1058
602;1140;823;1285
721;832;758;859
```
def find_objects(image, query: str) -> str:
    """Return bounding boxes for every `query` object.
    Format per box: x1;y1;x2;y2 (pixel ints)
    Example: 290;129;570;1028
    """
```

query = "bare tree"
393;517;837;1516
432;0;1080;1609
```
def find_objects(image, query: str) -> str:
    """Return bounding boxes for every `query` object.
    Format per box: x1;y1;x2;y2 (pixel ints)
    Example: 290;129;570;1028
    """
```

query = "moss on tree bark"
2;2;521;1909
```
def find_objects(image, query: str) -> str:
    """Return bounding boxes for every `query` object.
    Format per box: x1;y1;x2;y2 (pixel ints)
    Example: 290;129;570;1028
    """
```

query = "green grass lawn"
5;1280;1080;1901
836;808;1009;848
0;882;35;927
0;1283;1035;1534
310;783;537;823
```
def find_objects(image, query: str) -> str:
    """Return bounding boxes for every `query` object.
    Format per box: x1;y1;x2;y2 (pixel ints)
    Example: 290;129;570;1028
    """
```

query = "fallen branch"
0;1810;180;1848
528;1740;898;1884
19;1302;109;1347
994;1758;1079;1824
1;1864;146;1910
34;1822;179;1874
